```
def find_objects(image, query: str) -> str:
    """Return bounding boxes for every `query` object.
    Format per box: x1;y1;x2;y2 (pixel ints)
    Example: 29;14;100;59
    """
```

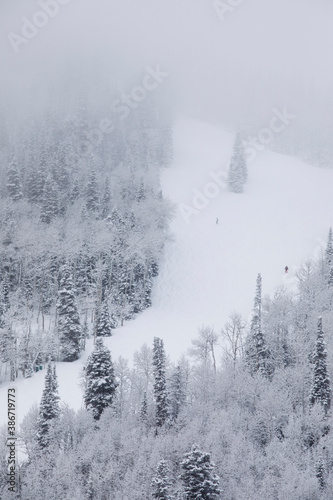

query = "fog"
1;0;333;137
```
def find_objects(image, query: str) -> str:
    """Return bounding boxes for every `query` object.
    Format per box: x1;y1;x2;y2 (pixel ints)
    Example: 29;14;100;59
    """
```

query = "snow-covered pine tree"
325;228;333;265
325;228;333;288
84;338;117;420
328;267;333;288
169;365;186;422
309;317;331;415
86;166;100;213
34;149;48;203
151;460;173;500
152;337;168;428
96;299;113;337
57;264;82;362
316;458;326;490
69;179;81;204
6;156;22;201
245;273;272;378
36;363;60;449
25;162;44;204
140;391;148;423
40;176;60;224
100;176;111;219
0;325;17;382
136;178;146;202
53;142;71;193
85;471;94;500
0;277;9;328
227;132;248;193
180;445;220;500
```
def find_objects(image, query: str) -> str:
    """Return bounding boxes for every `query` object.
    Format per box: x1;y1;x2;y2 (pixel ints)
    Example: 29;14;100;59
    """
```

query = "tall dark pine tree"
180;445;220;500
6;156;22;201
151;460;173;500
309;317;331;415
227;133;248;194
36;363;60;449
57;264;82;362
140;391;148;424
96;299;113;337
84;338;117;420
245;274;272;378
152;337;168;428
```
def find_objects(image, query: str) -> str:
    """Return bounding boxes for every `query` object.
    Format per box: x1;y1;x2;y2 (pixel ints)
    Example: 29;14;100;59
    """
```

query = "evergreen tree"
245;274;272;378
6;156;22;201
328;266;333;288
86;166;100;213
316;458;326;490
36;363;60;449
151;460;173;500
69;179;81;204
0;324;17;382
96;299;113;337
140;391;148;423
136;178;146;202
84;338;117;420
227;133;248;194
57;264;82;362
100;176;111;219
0;277;10;328
152;337;168;428
180;445;220;500
85;471;94;500
40;176;60;224
309;317;331;415
325;228;333;265
325;228;333;288
25;163;41;204
169;365;186;422
30;149;48;203
53;142;70;192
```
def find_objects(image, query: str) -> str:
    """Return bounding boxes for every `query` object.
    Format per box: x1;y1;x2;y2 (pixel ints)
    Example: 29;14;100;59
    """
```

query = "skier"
285;266;288;273
216;218;219;224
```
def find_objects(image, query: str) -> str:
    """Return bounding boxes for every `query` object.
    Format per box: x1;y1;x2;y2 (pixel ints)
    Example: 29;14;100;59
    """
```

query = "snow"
2;114;333;429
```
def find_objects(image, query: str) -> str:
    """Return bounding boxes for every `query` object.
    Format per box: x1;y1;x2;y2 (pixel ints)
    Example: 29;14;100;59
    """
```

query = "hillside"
1;114;333;429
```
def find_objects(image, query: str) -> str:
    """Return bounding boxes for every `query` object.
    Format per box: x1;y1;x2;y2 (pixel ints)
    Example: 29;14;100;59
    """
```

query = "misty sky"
1;0;333;126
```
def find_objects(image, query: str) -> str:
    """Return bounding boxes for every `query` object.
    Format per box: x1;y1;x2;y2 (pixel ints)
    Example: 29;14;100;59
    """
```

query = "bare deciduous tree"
189;325;219;373
221;312;246;368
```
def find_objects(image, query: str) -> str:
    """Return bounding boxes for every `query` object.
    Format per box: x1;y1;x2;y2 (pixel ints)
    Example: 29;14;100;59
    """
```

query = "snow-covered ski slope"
2;114;333;428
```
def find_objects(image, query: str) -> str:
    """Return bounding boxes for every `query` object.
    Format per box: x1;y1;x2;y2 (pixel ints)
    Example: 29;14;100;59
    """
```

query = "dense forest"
0;94;173;381
1;227;333;498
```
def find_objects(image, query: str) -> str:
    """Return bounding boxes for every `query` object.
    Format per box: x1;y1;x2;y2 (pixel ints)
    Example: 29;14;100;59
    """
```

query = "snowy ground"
1;115;333;430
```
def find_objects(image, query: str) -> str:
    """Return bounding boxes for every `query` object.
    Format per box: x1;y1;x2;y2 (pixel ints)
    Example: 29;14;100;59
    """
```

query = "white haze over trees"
1;0;333;149
1;0;333;498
